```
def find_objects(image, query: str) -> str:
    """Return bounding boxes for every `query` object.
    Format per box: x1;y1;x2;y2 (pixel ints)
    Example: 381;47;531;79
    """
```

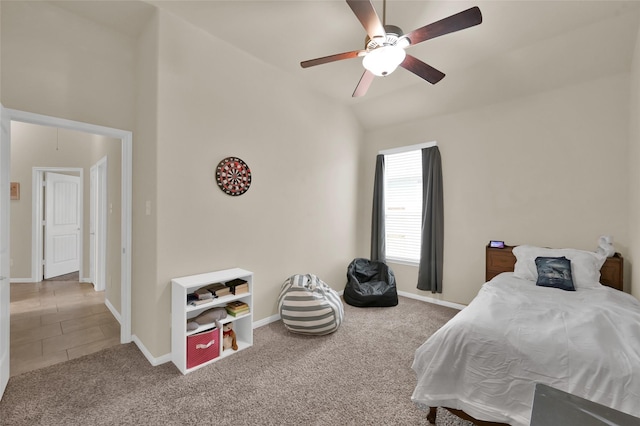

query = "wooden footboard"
427;407;509;426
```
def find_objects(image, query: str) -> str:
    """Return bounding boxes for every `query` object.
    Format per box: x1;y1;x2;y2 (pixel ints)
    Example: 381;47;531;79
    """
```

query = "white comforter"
411;273;640;425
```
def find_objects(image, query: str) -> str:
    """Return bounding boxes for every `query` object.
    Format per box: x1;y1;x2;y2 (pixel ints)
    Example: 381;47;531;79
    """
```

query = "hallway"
9;273;120;376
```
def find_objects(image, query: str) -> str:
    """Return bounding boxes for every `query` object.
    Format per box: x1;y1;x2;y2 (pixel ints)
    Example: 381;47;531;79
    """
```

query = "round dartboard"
215;157;252;196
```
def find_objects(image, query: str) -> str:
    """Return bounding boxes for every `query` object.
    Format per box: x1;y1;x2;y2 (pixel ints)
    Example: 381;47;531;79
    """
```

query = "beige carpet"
0;296;473;426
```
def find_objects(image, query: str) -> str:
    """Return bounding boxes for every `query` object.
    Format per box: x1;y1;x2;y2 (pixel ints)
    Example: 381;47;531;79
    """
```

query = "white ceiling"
50;0;640;130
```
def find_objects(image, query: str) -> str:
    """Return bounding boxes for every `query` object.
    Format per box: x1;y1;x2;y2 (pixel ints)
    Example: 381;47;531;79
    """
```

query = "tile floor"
9;273;120;376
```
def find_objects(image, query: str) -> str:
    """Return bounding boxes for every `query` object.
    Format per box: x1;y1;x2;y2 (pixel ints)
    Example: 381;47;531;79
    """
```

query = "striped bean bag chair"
278;274;344;335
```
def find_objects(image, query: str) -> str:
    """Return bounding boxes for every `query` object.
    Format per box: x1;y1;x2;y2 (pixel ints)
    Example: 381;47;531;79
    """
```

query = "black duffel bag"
344;258;398;307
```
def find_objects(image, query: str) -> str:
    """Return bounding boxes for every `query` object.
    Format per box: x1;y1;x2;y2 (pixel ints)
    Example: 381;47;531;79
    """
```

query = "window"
384;149;422;264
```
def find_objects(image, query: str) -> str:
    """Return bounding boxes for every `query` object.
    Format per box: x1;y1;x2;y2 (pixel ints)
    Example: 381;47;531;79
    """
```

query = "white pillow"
512;245;606;289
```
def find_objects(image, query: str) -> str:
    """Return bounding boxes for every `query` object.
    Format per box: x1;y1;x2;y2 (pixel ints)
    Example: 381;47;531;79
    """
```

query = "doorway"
4;109;132;343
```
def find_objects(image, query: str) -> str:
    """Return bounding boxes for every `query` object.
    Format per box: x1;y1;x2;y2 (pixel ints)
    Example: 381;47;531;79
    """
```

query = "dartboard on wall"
215;157;252;196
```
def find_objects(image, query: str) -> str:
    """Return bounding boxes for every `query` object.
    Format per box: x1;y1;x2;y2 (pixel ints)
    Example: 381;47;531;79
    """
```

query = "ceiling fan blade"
405;6;482;46
400;55;445;84
301;50;364;68
352;70;375;97
346;0;385;40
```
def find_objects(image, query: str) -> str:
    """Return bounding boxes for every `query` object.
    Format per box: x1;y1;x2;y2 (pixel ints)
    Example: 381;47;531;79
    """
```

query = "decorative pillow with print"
535;256;575;291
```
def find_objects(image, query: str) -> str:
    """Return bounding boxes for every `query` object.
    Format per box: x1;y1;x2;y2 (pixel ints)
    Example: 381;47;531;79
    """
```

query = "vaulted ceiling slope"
51;1;640;130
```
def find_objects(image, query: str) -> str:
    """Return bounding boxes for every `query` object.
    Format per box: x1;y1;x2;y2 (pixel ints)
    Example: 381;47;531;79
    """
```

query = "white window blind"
384;149;422;263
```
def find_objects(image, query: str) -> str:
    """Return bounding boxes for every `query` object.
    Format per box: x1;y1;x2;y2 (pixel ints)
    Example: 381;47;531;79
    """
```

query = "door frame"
1;105;11;400
89;157;108;292
33;168;84;282
6;108;132;344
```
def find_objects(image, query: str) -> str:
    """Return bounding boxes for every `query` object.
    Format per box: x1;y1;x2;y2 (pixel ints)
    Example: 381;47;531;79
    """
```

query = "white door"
89;166;96;285
44;172;81;279
89;158;107;291
0;104;10;400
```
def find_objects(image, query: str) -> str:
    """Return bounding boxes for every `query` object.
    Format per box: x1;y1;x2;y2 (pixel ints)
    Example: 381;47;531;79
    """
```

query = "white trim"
131;335;172;367
120;132;132;343
397;290;466;311
89;156;108;292
0;104;9;401
8;278;33;283
7;109;128;140
6;109;132;345
379;141;437;156
253;314;280;328
105;297;122;324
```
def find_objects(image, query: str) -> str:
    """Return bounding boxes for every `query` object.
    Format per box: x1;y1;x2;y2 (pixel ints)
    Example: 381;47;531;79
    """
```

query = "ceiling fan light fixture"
397;36;410;48
362;45;406;76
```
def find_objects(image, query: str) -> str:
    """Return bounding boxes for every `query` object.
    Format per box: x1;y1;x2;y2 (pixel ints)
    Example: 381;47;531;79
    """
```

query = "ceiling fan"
300;0;482;97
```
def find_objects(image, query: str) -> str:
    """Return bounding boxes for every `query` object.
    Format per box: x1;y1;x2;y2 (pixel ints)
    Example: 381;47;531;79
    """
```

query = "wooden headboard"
486;244;624;291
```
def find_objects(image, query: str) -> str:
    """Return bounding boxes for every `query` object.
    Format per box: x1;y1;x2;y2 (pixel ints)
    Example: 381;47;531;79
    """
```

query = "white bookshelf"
171;268;253;374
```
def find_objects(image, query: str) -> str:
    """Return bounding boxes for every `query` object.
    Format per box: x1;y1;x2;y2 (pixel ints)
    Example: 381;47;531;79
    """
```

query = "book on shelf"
226;304;249;311
226;308;249;317
225;279;249;294
194;288;213;300
233;284;249;295
225;300;250;316
227;306;249;314
226;300;248;309
189;299;211;307
193;282;232;299
207;283;232;297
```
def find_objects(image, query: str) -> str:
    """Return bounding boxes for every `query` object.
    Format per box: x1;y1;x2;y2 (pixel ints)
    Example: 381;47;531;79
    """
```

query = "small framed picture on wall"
10;182;20;200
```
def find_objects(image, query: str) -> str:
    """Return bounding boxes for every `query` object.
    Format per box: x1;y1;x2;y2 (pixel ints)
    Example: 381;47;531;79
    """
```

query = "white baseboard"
9;278;34;283
253;314;280;328
105;298;122;324
131;334;172;366
397;290;466;311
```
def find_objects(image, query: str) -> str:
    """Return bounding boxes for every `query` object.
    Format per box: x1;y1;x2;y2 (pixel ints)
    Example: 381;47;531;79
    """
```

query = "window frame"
379;141;437;266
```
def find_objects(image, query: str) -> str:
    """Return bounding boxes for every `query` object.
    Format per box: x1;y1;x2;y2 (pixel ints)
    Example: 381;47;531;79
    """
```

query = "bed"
411;244;640;425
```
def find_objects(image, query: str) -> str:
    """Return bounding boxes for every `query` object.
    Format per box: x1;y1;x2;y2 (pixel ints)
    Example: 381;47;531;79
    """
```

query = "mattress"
411;272;640;425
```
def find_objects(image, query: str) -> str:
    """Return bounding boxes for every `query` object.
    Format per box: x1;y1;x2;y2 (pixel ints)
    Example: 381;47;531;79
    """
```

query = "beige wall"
131;10;160;353
0;1;136;131
9;122;122;309
2;0;638;361
628;25;640;300
359;73;631;305
141;10;361;356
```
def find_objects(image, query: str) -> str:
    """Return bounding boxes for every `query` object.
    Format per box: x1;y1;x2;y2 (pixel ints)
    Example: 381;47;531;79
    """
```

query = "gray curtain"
370;155;386;262
417;146;443;293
